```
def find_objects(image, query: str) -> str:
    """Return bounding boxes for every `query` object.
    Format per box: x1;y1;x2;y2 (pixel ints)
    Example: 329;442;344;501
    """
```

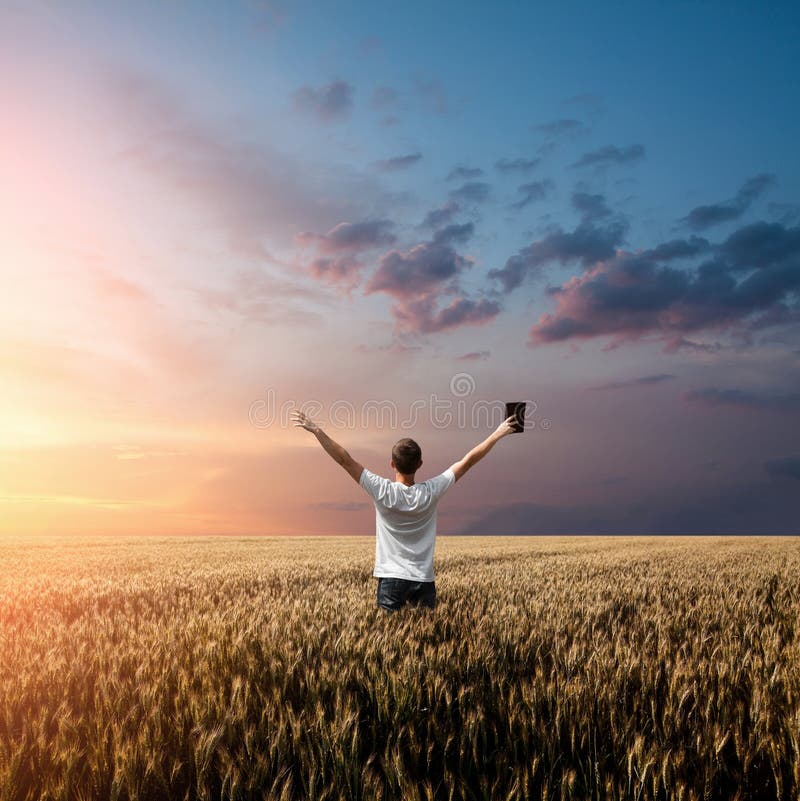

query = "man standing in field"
291;409;517;611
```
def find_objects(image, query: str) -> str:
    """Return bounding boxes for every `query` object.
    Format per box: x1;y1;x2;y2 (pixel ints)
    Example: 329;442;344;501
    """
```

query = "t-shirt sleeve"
359;468;389;503
426;467;456;501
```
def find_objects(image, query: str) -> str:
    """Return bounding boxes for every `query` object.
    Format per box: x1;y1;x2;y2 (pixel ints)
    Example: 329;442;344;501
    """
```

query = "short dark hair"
392;438;422;474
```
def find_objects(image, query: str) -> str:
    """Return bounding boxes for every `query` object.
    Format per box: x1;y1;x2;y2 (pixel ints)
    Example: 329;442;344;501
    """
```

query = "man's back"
291;408;518;610
359;467;455;581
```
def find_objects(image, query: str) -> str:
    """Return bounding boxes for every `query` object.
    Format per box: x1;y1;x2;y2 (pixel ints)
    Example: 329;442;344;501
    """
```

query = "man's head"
391;438;422;476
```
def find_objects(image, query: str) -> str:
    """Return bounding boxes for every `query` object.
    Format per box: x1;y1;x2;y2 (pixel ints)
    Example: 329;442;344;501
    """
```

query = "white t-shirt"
359;467;456;582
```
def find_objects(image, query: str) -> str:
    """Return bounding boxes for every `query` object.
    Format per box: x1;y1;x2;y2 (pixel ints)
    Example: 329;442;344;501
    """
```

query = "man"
291;409;518;611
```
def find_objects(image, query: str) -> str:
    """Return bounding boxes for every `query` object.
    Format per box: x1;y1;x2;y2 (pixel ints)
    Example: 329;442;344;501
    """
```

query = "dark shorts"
377;577;436;611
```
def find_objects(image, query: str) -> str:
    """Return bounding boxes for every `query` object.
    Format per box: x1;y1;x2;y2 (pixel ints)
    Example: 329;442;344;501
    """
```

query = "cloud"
680;173;776;231
509;180;554;211
570;144;645;169
462;480;800;535
358;36;383;55
447;166;484;182
647;236;711;261
372;152;422;172
292;79;354;121
102;67;393;255
662;336;722;354
412;75;450;115
490;217;628;293
420;201;461;229
531;118;585;137
764;456;800;481
297;219;397;253
495;157;541;174
365;232;500;334
308;256;363;288
571;191;613;222
431;222;475;246
682;387;800;412
717;220;800;269
588;373;676;391
525;220;800;349
366;240;472;299
93;267;152;303
245;0;289;31
449;181;491;204
457;350;491;361
369;85;398;109
189;267;329;324
295;219;397;290
768;201;800;226
564;93;603;108
392;295;501;334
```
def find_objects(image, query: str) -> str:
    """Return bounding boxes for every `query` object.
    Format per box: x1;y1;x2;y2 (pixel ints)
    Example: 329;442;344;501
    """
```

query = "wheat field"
0;535;798;801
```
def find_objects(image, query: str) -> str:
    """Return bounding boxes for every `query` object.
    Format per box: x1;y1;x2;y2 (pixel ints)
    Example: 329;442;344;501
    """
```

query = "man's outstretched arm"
449;415;517;482
291;409;363;483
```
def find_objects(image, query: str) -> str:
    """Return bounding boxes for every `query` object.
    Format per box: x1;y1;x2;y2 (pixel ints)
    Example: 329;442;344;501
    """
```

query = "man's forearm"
462;430;504;469
313;427;352;466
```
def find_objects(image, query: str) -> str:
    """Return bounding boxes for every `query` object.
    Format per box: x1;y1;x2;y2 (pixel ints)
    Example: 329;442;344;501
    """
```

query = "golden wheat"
0;535;798;800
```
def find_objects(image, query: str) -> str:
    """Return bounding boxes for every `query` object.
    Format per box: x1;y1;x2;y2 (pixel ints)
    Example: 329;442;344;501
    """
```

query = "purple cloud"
297;219;396;253
292;79;353;121
764;456;800;481
365;230;500;334
682;388;800;412
372;152;422;172
413;75;450;115
461;480;799;535
490;218;628;292
718;220;799;269
366;241;471;298
457;350;491;361
447;166;485;182
588;374;676;391
495;157;541;174
524;220;800;349
681;173;776;231
392;295;501;334
308;256;363;288
571;191;613;222
296;219;397;290
510;180;554;211
570;144;645;169
420;201;461;229
369;85;398;109
449;181;491;204
431;222;474;246
531;118;585;137
647;236;711;261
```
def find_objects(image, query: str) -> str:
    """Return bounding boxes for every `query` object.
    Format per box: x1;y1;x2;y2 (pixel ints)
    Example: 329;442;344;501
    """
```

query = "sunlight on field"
1;535;798;800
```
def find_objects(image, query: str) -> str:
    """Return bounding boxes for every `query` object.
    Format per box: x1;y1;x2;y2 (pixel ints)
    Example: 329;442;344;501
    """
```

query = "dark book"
505;401;526;433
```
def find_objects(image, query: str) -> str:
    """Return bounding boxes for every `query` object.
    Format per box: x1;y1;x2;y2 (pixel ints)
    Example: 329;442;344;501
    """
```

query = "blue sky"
1;0;799;535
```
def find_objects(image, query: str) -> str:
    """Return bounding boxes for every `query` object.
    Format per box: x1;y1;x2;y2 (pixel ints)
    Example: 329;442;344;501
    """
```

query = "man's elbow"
452;459;472;481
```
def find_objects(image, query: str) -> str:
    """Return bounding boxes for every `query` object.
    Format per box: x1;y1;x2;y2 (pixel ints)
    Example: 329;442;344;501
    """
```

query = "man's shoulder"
360;468;391;499
424;467;456;487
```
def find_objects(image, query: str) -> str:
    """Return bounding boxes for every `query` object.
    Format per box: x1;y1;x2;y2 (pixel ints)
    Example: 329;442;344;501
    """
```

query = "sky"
1;0;799;536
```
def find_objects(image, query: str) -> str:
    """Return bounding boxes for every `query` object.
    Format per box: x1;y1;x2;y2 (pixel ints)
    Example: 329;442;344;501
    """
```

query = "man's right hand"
494;415;519;439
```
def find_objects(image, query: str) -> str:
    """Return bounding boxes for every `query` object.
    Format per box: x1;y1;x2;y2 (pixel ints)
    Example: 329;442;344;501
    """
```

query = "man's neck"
395;473;416;486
